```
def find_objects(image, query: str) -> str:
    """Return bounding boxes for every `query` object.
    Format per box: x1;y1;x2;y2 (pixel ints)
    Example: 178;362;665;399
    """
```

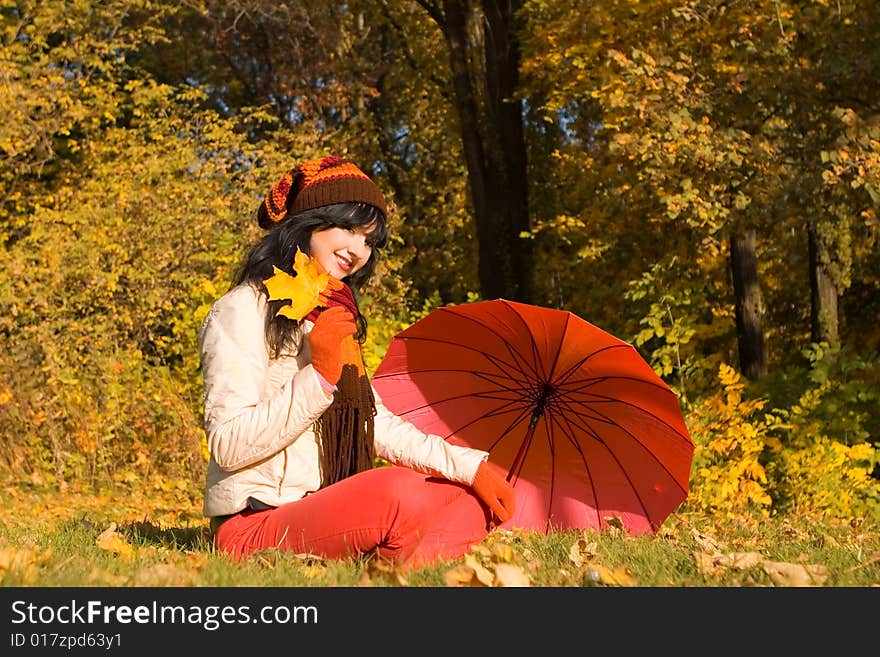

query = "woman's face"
309;224;375;280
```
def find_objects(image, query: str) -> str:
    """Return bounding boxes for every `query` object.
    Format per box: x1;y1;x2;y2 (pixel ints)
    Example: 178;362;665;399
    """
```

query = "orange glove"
471;461;515;526
308;305;356;386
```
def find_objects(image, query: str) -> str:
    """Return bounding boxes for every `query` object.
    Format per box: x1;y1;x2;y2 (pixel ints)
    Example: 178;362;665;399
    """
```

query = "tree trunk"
435;0;533;302
730;229;767;380
807;220;840;348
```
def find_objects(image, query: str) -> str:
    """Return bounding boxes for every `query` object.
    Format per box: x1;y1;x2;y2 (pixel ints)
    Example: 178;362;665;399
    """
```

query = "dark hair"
233;202;388;356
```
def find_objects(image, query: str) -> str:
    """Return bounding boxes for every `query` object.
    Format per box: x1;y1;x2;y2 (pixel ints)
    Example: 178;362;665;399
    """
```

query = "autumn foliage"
0;0;878;529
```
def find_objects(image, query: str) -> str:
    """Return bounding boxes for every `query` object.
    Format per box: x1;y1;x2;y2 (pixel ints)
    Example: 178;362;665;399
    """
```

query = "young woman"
199;155;515;570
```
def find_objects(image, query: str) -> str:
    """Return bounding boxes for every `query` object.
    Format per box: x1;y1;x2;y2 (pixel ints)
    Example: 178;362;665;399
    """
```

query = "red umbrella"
372;299;694;535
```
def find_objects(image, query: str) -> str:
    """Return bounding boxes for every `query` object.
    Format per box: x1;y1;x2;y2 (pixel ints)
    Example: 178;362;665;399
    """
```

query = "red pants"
214;466;492;570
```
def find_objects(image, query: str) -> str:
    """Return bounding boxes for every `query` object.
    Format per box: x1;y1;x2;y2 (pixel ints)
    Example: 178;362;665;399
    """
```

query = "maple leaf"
96;523;136;562
263;248;344;321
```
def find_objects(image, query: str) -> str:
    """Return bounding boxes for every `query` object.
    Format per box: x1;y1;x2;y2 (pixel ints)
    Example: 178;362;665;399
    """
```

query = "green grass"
1;483;877;587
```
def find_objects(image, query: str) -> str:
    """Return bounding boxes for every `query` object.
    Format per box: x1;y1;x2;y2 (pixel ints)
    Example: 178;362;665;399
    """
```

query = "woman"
199;155;515;569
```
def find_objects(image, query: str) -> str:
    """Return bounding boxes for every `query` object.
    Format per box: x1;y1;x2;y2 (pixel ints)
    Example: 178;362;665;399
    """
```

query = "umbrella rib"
556;374;679;398
440;304;544;381
555;383;692;443
554;400;690;497
385;334;537;388
372;368;537;406
488;348;541;390
541;311;570;384
372;366;519;389
392;392;533;434
393;394;508;417
546;408;631;527
554;343;636;387
500;300;549;381
453;405;535;456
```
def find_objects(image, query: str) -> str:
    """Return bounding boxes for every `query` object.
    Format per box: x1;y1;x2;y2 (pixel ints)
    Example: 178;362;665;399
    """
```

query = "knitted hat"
258;155;387;229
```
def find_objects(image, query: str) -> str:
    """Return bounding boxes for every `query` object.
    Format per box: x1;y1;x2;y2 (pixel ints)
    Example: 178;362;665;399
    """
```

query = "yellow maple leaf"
263;248;344;321
492;563;531;587
96;523;136;561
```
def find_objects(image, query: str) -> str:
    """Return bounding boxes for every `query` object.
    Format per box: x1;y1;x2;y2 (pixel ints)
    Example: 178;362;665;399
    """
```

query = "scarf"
305;284;376;488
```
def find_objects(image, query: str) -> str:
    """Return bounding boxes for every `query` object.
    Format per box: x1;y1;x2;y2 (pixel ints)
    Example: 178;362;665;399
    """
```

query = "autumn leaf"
714;552;763;569
691;528;724;554
444;553;496;587
762;561;829;587
464;553;495;586
490;543;517;563
583;564;636;587
96;523;136;561
263;248;344;321
493;563;531;587
129;563;197;586
444;564;483;587
358;559;408;587
0;545;51;584
569;536;598;568
694;550;763;578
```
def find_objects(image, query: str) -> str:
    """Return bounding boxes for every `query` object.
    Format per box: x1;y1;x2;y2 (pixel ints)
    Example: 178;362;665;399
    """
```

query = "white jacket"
198;284;488;517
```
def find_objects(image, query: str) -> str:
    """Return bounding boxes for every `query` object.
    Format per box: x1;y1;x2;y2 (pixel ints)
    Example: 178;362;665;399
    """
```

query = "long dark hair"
233;202;387;357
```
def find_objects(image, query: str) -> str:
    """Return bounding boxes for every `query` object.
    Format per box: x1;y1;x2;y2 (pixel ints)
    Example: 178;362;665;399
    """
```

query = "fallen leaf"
604;516;626;535
693;551;719;578
464;554;495;586
569;537;598;568
129;563;196;586
357;558;408;587
584;564;635;586
490;543;517;563
469;544;492;558
692;528;723;554
0;546;40;584
96;523;136;561
714;551;763;570
762;561;829;587
820;534;840;548
493;563;531;587
444;565;486;587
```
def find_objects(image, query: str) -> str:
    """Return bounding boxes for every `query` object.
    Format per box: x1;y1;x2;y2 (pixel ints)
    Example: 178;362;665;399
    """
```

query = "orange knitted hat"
258;155;387;229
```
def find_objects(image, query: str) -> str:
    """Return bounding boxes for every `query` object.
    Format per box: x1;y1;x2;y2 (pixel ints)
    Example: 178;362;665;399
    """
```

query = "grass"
0;478;877;588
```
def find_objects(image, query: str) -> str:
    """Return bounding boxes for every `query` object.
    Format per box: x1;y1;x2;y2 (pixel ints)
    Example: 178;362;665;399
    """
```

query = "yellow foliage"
686;363;773;519
687;361;880;524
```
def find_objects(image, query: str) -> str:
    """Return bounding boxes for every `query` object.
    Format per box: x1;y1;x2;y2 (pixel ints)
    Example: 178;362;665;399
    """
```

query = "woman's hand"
308;306;356;386
471;461;516;526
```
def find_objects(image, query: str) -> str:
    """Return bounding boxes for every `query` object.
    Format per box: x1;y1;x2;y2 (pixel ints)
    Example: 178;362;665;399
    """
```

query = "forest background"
0;0;878;577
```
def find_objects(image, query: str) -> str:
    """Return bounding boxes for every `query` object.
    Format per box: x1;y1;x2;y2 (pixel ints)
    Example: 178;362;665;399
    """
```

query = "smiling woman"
309;223;377;280
197;155;516;570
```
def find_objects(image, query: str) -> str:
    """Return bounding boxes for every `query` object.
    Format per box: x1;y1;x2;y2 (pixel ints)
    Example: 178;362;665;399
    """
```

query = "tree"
516;0;879;382
415;0;534;302
730;230;768;379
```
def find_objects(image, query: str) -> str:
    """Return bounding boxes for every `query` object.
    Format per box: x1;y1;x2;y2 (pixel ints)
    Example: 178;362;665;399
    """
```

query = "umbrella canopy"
372;299;694;535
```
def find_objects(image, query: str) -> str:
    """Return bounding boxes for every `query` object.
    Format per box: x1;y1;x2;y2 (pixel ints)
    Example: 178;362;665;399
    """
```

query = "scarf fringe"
314;363;376;488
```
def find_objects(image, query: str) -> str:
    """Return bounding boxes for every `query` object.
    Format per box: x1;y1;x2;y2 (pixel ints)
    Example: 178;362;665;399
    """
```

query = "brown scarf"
306;285;376;488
